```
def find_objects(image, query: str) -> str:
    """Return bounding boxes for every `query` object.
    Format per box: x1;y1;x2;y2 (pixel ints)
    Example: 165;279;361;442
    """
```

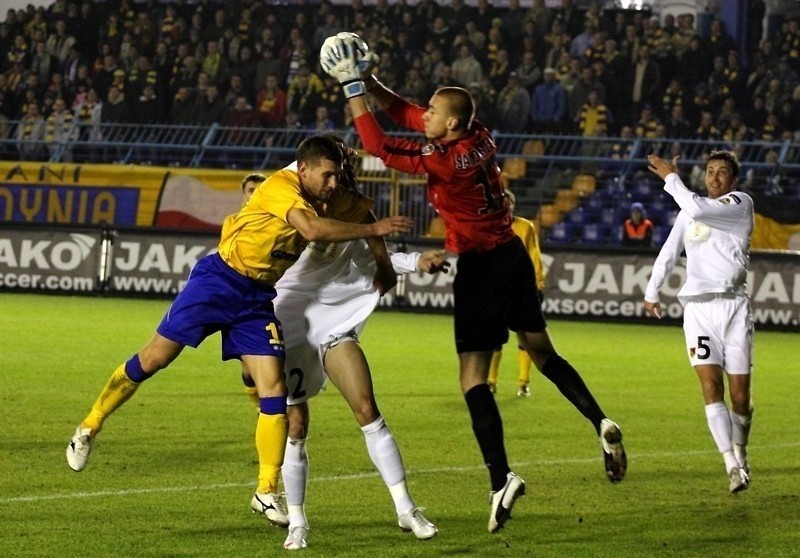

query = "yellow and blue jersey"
219;168;319;285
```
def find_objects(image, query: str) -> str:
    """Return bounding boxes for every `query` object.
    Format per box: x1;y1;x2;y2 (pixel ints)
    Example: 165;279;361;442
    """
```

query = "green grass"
0;293;798;557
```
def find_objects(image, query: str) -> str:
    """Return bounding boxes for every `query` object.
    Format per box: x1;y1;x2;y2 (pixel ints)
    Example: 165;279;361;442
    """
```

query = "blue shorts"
157;253;285;361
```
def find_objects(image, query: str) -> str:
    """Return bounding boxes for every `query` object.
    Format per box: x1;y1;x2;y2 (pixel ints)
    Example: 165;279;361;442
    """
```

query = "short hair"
297;134;343;168
241;173;265;191
707;149;740;179
434;86;475;130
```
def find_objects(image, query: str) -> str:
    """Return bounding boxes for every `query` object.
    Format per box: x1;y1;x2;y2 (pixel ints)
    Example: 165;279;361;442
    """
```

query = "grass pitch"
0;293;798;557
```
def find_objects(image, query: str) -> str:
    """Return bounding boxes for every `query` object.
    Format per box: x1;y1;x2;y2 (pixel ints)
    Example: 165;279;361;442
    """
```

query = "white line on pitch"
3;441;799;505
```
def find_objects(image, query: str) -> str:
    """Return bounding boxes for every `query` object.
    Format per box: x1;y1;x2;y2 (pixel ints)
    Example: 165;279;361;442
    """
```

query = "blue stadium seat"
579;223;608;244
547;223;574;243
566;206;598;225
653;225;673;246
585;193;606;211
600;206;624;227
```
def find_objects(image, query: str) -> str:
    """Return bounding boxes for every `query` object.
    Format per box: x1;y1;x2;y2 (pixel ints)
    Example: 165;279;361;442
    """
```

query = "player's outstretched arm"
418;250;451;274
287;208;412;242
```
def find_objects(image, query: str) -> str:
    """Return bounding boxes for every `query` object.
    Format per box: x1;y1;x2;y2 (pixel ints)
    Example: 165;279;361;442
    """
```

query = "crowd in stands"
1;0;799;149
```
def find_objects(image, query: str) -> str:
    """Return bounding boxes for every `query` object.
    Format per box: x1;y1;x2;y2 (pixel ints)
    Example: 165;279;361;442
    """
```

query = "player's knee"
351;400;379;427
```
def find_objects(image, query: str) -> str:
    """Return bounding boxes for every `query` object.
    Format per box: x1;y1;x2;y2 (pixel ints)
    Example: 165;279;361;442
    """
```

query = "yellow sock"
256;412;288;494
82;363;141;433
518;349;532;388
244;386;260;409
488;351;502;386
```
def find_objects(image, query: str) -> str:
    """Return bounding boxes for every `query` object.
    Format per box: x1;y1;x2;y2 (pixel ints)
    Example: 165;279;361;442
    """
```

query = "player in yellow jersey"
66;135;413;536
488;189;546;397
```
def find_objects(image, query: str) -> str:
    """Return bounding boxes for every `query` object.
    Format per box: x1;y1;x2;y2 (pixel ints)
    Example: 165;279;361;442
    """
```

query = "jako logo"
0;233;96;271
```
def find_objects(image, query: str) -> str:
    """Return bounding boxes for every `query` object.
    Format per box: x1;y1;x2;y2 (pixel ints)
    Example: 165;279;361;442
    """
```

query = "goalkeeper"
320;32;628;534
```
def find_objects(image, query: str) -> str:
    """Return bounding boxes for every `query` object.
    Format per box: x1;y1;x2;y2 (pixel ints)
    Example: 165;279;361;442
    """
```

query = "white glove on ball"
319;32;372;98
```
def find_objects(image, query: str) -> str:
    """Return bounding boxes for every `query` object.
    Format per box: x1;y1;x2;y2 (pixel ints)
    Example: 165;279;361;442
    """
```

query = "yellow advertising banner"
0;162;269;229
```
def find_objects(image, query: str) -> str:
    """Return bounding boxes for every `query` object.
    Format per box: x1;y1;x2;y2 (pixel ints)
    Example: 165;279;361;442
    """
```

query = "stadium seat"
664;209;680;226
585;193;606;212
554;189;581;212
547;222;574;243
425;216;446;237
600;206;623;227
502;157;526;179
572;174;597;196
566;206;598;225
537;204;561;228
522;139;545;158
652;225;673;246
579;223;608;244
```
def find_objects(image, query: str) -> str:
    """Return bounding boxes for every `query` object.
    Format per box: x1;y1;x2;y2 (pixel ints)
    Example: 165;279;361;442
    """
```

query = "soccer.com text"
0;271;94;291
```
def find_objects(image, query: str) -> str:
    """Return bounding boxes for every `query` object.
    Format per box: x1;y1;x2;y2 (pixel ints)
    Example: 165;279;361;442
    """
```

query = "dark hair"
296;134;343;168
241;173;265;191
707;149;740;179
324;132;360;194
435;86;475;130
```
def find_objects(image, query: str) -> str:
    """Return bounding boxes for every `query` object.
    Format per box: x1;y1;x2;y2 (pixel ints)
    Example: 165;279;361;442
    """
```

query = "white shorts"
682;295;753;374
275;289;380;405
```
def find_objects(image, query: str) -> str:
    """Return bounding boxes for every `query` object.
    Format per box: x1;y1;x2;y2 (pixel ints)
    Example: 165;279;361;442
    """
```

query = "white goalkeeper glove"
319;32;373;99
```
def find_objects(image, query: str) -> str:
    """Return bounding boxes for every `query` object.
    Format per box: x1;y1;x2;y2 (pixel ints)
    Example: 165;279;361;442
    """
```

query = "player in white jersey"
644;150;754;494
274;237;446;550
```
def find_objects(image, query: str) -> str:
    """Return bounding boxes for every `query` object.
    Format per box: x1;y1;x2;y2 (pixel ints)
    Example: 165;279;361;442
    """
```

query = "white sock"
705;402;739;473
730;410;752;465
281;437;308;527
362;416;414;515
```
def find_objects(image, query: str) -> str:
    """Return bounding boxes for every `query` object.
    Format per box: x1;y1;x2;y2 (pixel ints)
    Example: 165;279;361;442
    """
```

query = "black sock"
465;384;510;491
541;354;605;433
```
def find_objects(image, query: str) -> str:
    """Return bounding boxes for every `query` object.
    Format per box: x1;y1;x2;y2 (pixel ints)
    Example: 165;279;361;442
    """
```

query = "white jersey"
274;240;420;404
645;173;753;305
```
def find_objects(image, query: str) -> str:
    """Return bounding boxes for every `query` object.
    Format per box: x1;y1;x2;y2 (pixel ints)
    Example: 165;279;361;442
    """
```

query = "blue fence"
2;121;798;247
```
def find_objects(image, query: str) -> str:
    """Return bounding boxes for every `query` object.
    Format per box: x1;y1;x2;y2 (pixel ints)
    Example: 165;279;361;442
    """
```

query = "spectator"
495;72;530;133
134;84;165;124
46;19;75;64
531;67;566;133
255;73;286;128
224;73;250;108
626;45;661;122
254;44;281;92
451;44;483;89
665;104;692;138
744;149;783;195
634;105;660;138
621;202;654;248
44;97;77;161
195;83;225;125
30;40;58;84
235;46;257;96
568;66;606;123
514;50;542;92
286;66;323;125
202;40;228;86
487;48;512;92
397;68;428;105
576;88;610;137
16;102;46;160
306;105;334;133
224;96;260;146
101;86;130;125
170;86;197;125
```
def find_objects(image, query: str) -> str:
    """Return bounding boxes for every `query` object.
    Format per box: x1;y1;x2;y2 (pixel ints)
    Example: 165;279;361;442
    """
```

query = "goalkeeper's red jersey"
354;95;514;254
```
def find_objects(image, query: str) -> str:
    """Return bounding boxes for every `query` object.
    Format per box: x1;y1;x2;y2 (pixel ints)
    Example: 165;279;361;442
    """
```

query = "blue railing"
2;121;798;246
